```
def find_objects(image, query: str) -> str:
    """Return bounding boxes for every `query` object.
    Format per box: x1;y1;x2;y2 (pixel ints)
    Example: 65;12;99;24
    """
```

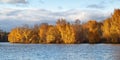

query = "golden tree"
102;9;120;43
110;9;120;43
8;27;23;43
46;26;61;43
8;25;39;43
56;19;76;44
39;23;49;43
72;19;84;43
102;18;111;43
85;20;101;43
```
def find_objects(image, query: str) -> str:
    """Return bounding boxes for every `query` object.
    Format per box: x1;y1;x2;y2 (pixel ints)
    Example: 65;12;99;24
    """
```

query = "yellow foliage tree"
72;19;84;43
85;20;101;43
8;25;39;43
46;26;61;43
56;19;76;44
39;23;49;43
102;9;120;43
102;18;111;42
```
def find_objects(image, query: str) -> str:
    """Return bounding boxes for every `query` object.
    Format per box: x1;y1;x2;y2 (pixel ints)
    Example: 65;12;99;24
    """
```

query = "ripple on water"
0;43;120;60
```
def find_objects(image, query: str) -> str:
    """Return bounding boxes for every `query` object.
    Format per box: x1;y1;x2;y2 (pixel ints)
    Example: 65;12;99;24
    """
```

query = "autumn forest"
0;9;120;44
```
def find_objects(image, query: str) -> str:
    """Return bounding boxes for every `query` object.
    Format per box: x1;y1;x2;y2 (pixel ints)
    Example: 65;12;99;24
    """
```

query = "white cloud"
0;0;27;4
0;8;110;31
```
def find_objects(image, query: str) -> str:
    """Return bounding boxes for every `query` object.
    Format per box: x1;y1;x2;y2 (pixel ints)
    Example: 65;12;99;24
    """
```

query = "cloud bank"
0;8;110;31
0;0;27;4
87;4;105;9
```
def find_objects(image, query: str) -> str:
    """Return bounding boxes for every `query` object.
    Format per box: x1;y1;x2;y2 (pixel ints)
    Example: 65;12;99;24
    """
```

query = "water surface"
0;43;120;60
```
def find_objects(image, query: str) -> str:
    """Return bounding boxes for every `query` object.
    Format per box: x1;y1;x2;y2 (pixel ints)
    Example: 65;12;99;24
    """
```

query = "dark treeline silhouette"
0;29;8;42
6;9;120;44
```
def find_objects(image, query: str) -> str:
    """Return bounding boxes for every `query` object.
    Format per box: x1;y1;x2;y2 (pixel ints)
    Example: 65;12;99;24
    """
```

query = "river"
0;43;120;60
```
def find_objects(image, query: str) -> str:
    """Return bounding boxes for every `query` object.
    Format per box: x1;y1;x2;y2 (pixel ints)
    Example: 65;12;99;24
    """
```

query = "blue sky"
0;0;120;31
0;0;120;11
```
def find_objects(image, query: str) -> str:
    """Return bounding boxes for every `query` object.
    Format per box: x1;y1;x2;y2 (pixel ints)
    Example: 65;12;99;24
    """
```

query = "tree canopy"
7;9;120;44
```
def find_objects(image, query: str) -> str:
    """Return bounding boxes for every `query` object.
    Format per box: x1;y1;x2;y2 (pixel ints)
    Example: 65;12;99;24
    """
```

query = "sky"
0;0;120;31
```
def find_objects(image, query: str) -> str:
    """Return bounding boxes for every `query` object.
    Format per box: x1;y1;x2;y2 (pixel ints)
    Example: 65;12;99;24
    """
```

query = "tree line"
6;9;120;44
0;30;8;42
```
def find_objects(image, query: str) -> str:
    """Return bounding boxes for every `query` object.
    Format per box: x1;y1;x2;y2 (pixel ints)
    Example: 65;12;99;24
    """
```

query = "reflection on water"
0;43;120;60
